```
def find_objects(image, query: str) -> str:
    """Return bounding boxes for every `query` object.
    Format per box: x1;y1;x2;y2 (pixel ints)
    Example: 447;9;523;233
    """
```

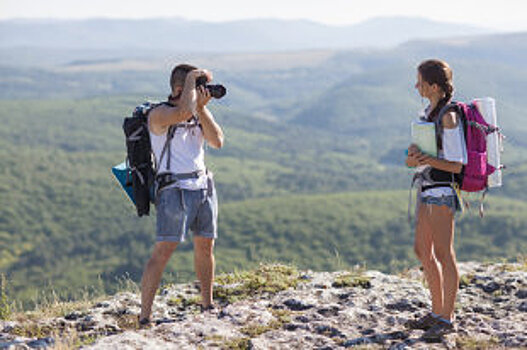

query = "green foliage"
10;323;53;338
220;337;252;350
1;35;527;310
0;274;11;320
167;295;201;308
214;264;300;304
455;336;500;349
332;271;372;289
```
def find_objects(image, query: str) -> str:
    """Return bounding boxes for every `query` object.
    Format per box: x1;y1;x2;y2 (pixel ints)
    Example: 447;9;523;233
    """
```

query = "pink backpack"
453;102;499;192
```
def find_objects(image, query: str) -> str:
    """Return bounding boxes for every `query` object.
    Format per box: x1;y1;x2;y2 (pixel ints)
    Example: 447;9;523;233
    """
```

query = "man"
138;64;224;326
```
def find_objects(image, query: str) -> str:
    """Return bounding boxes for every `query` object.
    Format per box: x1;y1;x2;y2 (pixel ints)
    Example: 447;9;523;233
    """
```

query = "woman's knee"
414;244;433;264
433;246;456;265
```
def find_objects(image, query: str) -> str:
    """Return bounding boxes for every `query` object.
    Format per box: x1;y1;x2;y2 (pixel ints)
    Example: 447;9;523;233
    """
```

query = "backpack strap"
152;101;201;174
432;102;461;151
425;101;465;189
157;116;200;173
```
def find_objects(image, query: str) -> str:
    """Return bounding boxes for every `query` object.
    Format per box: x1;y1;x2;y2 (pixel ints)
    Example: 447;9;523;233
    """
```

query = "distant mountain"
0;16;493;52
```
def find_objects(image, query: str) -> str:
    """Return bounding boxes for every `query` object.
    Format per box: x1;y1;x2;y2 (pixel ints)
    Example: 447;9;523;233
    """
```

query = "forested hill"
1;31;526;309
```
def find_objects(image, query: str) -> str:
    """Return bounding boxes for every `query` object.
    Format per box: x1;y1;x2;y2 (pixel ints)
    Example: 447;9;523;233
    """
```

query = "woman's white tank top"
149;118;207;190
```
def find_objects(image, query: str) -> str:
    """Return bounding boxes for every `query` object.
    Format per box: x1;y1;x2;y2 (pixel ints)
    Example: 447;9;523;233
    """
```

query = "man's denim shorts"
155;184;218;242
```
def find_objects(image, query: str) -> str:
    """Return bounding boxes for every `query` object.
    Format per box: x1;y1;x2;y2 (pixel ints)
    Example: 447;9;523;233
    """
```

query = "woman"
405;59;467;340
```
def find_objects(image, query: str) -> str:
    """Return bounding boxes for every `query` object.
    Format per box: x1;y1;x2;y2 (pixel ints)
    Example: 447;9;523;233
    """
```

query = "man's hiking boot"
404;313;438;330
200;303;218;313
422;319;454;342
138;316;152;329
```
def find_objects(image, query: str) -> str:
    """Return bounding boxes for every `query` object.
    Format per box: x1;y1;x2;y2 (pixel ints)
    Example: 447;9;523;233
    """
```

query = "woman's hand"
406;144;430;167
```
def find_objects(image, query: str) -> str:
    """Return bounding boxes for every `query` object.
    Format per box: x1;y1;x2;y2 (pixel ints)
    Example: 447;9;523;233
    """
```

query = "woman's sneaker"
404;313;439;330
422;319;454;342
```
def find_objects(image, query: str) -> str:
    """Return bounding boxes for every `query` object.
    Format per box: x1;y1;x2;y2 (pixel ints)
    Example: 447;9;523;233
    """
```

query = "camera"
196;76;227;99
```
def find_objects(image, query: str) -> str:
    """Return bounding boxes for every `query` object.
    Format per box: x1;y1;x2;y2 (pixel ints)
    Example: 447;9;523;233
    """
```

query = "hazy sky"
1;0;526;31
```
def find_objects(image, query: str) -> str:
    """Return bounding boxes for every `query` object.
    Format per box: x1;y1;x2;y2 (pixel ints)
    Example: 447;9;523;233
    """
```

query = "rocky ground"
1;262;526;349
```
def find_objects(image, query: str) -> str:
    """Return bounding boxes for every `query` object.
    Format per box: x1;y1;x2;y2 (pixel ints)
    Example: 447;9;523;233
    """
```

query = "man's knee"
194;238;214;258
152;242;178;263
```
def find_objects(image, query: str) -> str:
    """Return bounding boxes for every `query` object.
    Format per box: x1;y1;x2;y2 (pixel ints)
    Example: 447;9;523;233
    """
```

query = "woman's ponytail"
418;59;454;122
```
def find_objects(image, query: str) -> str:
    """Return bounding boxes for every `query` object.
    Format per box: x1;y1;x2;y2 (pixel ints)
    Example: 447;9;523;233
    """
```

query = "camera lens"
196;76;226;99
207;85;227;99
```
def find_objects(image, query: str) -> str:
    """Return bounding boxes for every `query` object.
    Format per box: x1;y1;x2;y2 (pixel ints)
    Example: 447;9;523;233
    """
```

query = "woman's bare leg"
430;205;459;321
415;203;443;314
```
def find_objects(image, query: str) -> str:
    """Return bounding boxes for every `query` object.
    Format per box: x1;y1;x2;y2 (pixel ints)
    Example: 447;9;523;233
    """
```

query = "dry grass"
455;336;501;349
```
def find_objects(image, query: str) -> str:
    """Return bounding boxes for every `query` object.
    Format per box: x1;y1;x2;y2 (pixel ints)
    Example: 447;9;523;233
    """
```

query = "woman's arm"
411;111;464;173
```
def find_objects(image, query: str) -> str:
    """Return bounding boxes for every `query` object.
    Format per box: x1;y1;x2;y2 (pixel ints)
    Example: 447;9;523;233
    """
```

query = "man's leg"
140;241;178;320
193;236;215;307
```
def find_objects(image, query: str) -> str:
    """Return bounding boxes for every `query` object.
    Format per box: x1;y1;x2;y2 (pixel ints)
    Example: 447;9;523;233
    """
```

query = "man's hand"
197;85;212;108
189;69;213;82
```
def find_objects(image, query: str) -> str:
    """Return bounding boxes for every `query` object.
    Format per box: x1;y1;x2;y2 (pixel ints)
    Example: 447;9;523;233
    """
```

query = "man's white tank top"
149;118;208;190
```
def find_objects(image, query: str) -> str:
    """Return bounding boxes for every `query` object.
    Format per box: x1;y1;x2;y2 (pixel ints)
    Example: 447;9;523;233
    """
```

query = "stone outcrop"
1;261;526;349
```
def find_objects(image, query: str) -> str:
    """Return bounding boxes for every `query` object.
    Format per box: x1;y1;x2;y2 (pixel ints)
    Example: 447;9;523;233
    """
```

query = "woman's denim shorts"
420;194;461;213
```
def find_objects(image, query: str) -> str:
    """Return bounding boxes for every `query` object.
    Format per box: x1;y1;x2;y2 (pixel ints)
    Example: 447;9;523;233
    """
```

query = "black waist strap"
156;170;205;189
421;184;452;192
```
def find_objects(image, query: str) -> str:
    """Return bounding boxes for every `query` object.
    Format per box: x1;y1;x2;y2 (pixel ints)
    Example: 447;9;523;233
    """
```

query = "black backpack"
123;102;204;217
123;102;159;217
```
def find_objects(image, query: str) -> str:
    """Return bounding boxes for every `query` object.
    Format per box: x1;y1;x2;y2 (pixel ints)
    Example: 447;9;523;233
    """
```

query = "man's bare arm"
195;85;223;149
198;106;224;149
149;70;209;135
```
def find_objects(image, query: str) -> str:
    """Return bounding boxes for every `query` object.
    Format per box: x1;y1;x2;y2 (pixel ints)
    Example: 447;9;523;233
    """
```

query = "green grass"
332;271;372;289
214;264;300;304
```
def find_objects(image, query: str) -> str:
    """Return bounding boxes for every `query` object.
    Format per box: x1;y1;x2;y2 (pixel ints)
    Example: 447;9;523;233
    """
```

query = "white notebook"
411;119;437;157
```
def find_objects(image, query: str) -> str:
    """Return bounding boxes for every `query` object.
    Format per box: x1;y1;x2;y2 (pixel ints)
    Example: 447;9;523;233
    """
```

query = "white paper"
411;119;437;157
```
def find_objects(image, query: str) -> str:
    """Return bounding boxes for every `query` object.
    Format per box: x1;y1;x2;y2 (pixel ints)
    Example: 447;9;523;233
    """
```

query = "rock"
27;337;55;349
342;337;372;347
386;316;396;326
361;328;375;335
283;298;314;311
64;311;83;321
316;305;340;317
313;325;344;338
337;292;353;300
283;323;307;331
386;331;409;340
472;305;494;314
7;262;527;350
295;315;309;323
155;317;176;325
368;304;382;312
385;299;416;312
388;342;410;350
482;281;501;293
94;302;110;308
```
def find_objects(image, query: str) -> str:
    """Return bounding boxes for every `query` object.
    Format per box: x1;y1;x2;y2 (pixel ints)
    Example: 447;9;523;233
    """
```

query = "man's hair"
170;64;197;91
